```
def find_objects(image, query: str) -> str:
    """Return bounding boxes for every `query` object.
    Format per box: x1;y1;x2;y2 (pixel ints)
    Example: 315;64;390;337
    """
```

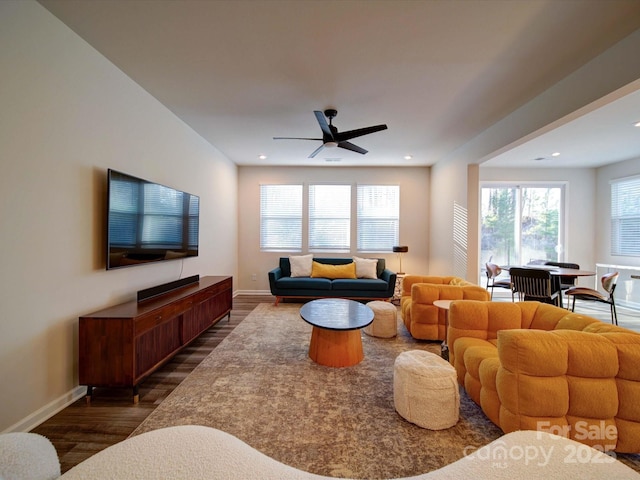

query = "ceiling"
38;0;640;168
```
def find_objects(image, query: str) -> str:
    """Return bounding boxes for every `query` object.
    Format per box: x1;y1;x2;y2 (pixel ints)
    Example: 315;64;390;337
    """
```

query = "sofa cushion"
463;345;498;405
478;356;502;426
289;254;313;277
275;277;331;290
332;278;389;291
311;261;356;279
451;336;495;386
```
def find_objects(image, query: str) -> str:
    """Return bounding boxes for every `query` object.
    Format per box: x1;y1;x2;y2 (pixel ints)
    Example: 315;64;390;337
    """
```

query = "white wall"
237;166;430;292
0;1;238;432
429;29;640;280
596;157;640;267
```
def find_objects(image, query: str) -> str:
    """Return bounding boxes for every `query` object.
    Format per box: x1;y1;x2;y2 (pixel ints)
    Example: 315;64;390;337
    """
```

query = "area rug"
131;303;503;478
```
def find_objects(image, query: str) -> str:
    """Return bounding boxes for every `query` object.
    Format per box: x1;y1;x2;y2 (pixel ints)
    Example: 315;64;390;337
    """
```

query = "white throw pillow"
353;256;378;279
289;254;313;277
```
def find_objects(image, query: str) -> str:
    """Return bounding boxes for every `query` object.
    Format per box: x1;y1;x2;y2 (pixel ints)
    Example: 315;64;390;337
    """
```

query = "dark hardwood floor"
30;294;272;474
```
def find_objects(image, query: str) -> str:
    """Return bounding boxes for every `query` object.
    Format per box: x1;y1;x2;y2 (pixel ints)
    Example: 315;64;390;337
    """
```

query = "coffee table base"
309;326;364;367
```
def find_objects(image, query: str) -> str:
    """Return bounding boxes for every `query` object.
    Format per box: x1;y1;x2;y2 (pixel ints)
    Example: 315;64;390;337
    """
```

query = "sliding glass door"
481;184;565;268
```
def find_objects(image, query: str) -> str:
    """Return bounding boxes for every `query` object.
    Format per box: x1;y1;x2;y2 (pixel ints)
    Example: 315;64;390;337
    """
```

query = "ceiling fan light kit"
274;109;388;158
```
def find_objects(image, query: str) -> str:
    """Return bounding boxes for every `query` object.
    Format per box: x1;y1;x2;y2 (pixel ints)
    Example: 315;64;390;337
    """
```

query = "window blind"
260;185;302;251
357;185;399;252
611;176;640;256
309;185;351;252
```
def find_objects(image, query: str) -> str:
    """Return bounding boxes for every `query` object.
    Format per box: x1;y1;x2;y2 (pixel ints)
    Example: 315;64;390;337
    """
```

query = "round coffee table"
300;298;374;367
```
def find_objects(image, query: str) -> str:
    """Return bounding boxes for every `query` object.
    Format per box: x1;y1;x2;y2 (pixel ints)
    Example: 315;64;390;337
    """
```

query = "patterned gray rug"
132;302;504;478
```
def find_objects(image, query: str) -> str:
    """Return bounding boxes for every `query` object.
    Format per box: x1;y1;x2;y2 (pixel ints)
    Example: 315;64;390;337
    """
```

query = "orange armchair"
448;300;640;453
400;275;490;340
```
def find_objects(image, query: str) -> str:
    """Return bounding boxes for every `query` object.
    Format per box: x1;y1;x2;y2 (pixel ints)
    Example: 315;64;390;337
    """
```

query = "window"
260;185;302;251
481;184;564;266
357;185;399;252
611;176;640;257
260;183;401;252
308;185;351;252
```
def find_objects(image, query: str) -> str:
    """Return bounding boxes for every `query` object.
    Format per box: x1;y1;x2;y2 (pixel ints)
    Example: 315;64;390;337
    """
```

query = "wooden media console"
79;276;232;402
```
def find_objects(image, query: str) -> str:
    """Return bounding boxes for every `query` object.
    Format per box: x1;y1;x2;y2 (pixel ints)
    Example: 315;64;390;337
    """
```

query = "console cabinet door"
134;315;181;380
182;280;232;344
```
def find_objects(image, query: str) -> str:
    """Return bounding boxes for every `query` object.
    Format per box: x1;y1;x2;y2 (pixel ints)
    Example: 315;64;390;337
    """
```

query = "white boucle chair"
0;432;60;480
57;425;639;480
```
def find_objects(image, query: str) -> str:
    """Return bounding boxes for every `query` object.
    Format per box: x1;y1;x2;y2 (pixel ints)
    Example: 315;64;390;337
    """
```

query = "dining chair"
509;267;562;307
545;261;579;307
485;262;511;299
545;261;579;289
565;272;619;325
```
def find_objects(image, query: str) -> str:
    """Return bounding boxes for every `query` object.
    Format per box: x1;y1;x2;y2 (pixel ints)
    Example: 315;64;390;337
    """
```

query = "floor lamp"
393;246;408;274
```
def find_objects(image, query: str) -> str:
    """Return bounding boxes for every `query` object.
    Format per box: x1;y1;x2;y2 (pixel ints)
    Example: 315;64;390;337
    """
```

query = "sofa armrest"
379;268;397;296
268;267;283;292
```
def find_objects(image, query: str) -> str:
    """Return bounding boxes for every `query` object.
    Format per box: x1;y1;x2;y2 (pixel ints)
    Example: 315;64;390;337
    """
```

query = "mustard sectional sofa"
400;275;490;340
448;300;640;453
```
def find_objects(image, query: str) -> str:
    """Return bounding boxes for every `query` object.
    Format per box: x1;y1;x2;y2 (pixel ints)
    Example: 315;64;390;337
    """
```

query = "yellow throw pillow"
311;261;357;279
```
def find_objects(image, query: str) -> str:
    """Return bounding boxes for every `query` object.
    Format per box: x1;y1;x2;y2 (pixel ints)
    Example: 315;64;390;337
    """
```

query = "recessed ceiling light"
634;121;640;127
551;152;560;157
258;154;267;160
533;157;547;161
404;155;413;160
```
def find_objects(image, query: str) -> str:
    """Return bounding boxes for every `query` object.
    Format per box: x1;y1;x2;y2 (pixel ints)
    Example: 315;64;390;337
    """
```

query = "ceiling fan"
274;109;388;158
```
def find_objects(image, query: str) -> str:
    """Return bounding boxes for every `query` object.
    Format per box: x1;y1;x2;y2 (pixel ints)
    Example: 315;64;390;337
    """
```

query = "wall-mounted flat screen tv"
107;169;200;270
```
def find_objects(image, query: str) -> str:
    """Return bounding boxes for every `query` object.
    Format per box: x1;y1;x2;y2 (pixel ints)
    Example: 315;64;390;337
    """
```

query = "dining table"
500;264;596;307
501;264;596;277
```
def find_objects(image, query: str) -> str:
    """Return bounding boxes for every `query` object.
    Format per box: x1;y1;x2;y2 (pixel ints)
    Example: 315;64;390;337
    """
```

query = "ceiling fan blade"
336;124;388;142
308;144;326;158
314;111;334;140
338;141;368;155
273;137;322;141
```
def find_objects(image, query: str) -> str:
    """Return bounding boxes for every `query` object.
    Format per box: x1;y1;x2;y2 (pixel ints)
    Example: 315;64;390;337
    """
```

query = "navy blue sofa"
268;257;396;306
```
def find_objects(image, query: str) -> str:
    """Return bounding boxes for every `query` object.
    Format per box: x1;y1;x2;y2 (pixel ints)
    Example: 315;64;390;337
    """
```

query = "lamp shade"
393;246;408;253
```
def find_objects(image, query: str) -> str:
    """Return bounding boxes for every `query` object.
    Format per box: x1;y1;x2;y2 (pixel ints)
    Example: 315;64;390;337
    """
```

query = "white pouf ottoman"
393;350;460;429
364;301;397;338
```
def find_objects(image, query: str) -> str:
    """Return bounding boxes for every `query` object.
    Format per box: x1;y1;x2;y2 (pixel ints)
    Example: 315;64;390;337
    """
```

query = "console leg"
133;385;139;404
85;386;93;404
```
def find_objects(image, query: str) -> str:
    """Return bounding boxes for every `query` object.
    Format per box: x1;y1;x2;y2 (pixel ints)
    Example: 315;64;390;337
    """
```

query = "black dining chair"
545;261;579;307
545;261;579;289
509;267;562;307
565;272;619;325
485;262;511;299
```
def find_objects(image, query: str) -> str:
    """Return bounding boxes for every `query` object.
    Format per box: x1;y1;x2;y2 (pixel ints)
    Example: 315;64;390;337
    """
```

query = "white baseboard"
3;385;86;434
